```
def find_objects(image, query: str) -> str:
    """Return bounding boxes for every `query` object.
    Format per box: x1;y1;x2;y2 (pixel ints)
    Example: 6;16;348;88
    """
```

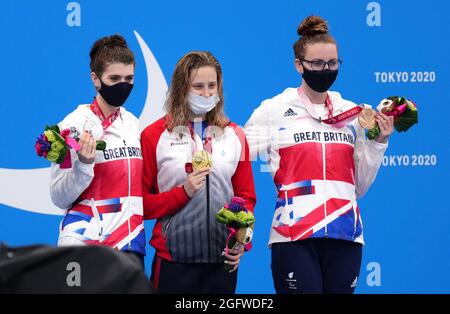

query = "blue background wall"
0;0;448;293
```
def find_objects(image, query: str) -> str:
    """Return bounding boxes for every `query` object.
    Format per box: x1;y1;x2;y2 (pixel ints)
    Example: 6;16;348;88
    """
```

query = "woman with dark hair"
50;34;146;267
244;16;394;294
141;51;256;293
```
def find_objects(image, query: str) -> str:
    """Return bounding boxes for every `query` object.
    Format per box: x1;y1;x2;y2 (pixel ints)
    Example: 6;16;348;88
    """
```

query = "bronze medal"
358;108;377;129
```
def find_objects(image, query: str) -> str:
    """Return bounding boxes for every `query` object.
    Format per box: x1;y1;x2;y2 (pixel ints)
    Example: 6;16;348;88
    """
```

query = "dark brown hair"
293;15;337;59
89;34;135;77
165;51;229;131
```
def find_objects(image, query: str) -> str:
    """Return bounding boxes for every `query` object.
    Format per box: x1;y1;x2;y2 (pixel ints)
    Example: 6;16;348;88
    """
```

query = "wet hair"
164;51;229;132
293;15;337;59
89;34;135;77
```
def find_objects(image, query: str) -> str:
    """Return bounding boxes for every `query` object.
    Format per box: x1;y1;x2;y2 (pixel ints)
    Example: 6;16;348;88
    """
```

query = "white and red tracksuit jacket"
50;104;145;255
141;116;256;263
244;88;388;246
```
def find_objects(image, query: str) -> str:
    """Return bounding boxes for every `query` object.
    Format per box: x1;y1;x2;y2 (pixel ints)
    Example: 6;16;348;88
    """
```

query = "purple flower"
37;134;51;152
224;196;247;213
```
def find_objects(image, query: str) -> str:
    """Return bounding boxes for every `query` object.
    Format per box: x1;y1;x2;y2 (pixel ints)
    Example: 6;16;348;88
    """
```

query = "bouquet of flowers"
360;96;418;140
216;196;255;269
35;125;106;165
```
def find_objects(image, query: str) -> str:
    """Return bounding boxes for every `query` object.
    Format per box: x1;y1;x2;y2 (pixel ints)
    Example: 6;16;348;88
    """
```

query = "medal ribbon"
298;87;362;125
90;98;120;130
320;105;363;125
188;122;213;154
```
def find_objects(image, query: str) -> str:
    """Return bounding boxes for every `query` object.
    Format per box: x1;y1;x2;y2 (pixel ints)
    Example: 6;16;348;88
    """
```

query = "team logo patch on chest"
103;146;142;160
293;131;355;144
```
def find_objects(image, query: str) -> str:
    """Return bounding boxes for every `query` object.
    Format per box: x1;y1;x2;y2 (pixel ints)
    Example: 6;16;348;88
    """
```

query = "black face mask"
302;69;338;93
98;79;133;107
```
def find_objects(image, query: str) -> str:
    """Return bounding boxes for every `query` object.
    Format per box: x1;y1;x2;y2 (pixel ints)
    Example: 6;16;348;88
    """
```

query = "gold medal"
192;150;213;170
358;108;377;129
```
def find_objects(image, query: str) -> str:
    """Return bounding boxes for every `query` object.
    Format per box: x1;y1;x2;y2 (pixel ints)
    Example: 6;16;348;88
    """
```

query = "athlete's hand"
375;112;394;144
183;168;211;198
223;244;245;273
77;131;96;164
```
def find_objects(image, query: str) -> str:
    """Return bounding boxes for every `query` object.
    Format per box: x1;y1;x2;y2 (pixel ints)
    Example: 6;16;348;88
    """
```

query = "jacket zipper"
281;185;289;219
194;127;212;262
122;115;132;250
322;139;328;237
205;131;212;263
91;198;102;238
126;140;132;250
206;174;212;262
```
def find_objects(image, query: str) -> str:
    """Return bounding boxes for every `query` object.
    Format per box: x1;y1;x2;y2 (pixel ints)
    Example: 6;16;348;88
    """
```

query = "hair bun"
297;15;329;37
89;34;128;60
106;34;128;48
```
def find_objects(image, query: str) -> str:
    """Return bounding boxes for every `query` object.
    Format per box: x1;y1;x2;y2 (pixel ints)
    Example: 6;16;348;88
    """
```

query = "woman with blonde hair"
141;51;256;293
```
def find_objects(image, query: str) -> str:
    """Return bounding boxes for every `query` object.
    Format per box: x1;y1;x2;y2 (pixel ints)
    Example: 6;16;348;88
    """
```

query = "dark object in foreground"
0;243;151;294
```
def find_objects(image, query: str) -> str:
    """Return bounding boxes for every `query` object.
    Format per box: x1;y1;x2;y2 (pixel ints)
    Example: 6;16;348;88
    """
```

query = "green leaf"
52;130;67;145
230;218;247;229
367;126;381;140
216;213;229;225
96;140;107;151
394;109;418;132
236;211;256;225
45;125;60;134
245;218;256;226
387;96;398;102
407;101;417;112
55;148;68;164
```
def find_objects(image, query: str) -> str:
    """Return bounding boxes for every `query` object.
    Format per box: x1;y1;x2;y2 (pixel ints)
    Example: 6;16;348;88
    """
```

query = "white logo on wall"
367;2;381;27
366;262;382;287
66;2;81;27
382;154;438;167
374;71;436;83
66;262;81;287
0;31;167;215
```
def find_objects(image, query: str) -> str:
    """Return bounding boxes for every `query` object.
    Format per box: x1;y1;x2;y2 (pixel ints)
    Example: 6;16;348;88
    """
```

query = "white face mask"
188;92;220;115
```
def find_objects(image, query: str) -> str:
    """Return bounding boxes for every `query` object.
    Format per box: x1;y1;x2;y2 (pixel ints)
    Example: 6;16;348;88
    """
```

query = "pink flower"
60;129;70;138
395;103;407;116
60;128;80;151
231;197;246;208
385;103;407;118
225;196;247;212
35;142;43;156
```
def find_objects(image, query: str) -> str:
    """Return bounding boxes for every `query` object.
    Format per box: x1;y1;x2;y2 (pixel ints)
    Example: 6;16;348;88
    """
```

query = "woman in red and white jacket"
244;16;394;294
141;51;256;293
50;34;145;267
